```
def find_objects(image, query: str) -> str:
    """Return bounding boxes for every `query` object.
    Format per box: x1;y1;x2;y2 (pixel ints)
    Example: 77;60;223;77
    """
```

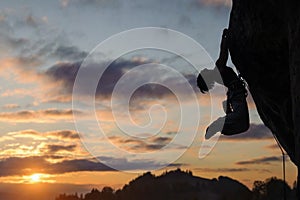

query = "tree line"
55;169;297;200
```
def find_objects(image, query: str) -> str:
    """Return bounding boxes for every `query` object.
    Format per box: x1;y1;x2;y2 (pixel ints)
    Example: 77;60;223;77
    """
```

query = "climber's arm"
215;29;240;87
215;28;229;71
197;29;238;92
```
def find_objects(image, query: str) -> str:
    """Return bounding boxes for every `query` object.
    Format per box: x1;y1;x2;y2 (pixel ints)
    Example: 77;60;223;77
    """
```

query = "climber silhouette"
197;29;249;139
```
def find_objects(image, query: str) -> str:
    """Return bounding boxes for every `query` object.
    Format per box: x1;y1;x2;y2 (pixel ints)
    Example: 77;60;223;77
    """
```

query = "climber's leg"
205;117;225;139
205;81;249;139
205;98;249;139
221;97;249;135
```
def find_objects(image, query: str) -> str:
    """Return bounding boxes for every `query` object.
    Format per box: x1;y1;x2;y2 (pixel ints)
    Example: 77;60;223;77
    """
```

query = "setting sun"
30;174;41;183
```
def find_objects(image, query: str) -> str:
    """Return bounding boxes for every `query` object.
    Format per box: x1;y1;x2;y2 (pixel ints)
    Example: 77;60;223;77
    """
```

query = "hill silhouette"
55;169;297;200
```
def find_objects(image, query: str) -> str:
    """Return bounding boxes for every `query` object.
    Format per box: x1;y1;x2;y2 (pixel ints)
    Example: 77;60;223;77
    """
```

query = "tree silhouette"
55;169;297;200
85;188;101;200
252;177;295;200
101;187;115;200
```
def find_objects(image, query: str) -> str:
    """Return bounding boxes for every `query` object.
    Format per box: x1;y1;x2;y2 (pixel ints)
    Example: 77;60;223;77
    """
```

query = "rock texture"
228;0;300;194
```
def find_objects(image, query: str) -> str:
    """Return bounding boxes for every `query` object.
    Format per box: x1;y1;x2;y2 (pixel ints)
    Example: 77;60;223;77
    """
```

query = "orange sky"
0;0;297;198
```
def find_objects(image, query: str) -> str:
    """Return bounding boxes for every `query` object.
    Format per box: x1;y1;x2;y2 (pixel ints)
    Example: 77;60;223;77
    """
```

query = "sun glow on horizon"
30;174;41;183
2;173;55;184
27;173;55;183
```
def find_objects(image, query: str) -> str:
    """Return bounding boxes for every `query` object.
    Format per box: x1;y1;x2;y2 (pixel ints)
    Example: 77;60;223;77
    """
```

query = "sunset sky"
0;0;297;198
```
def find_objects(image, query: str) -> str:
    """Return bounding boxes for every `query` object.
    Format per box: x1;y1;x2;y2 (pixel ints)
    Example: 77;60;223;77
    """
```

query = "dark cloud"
50;158;114;174
151;137;171;143
109;135;174;152
44;144;77;153
25;14;38;27
0;13;43;55
220;123;273;141
0;109;84;122
1;11;200;102
97;156;182;171
51;45;88;61
45;59;199;101
139;143;165;151
235;156;283;165
48;130;80;140
167;163;187;168
120;138;163;151
45;61;81;92
195;167;250;173
166;131;178;135
128;139;186;152
1;36;28;50
8;129;79;140
0;156;48;176
195;167;271;173
0;156;113;177
0;155;185;176
0;11;87;68
44;155;65;160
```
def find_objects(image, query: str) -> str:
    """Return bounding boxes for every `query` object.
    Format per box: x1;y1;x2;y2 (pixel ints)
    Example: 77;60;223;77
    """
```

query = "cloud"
47;130;80;140
1;88;35;98
0;136;15;143
25;14;38;27
195;0;231;7
45;59;199;102
44;61;81;94
0;129;85;160
0;156;113;176
1;11;84;61
151;137;171;143
0;56;43;82
7;129;79;141
50;158;114;174
195;167;271;174
195;167;250;173
0;155;184;176
2;104;20;110
60;0;120;8
235;156;283;165
265;144;279;150
0;13;50;57
0;109;84;123
0;10;200;104
0;11;87;91
220;123;273;141
97;156;184;171
44;144;77;153
51;45;88;61
7;130;46;140
108;135;174;152
0;40;87;103
0;4;224;109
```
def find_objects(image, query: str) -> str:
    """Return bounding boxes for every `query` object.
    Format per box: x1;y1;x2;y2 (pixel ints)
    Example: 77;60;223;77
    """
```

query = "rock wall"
228;0;300;193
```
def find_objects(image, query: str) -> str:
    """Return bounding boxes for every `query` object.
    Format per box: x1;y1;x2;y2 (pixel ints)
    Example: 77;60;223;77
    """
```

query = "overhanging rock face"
228;0;300;167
